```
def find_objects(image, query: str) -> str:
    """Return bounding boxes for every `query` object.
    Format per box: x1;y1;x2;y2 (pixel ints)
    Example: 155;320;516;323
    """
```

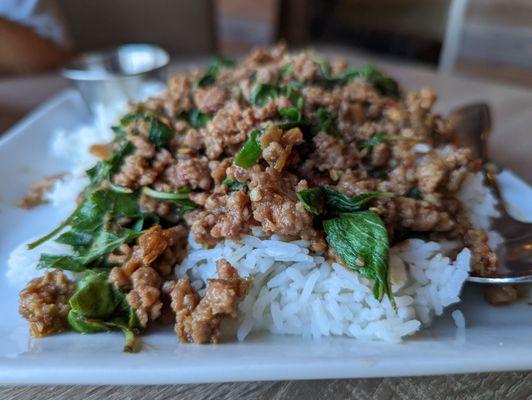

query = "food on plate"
13;44;502;350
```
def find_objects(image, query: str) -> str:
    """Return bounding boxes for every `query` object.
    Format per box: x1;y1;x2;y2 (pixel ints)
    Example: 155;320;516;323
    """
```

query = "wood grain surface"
0;49;531;399
1;372;531;399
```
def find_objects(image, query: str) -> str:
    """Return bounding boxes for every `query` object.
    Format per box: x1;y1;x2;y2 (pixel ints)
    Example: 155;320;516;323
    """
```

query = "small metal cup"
61;44;170;114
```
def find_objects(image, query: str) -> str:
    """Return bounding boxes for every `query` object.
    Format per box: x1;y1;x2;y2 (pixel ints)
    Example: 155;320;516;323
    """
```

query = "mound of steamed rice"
7;86;502;343
178;229;471;342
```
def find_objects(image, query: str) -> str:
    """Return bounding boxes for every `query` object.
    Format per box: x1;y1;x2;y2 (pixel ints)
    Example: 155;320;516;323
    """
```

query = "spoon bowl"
449;103;532;284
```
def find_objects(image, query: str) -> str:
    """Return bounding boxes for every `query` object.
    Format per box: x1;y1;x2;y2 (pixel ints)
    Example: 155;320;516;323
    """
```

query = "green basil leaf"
406;187;423;200
222;178;246;191
280;65;294;76
296;188;324;215
37;254;86;272
86;141;135;190
251;84;279;106
279;107;301;122
279;82;304;108
323;211;394;303
142;187;197;215
342;65;399;98
357;133;414;151
188;108;211;128
68;280;141;352
196;57;235;87
29;189;142;251
38;228;140;272
314;107;341;138
322;187;393;213
309;51;333;80
357;133;384;151
78;229;140;265
68;311;111;334
146;115;174;148
55;229;93;247
69;271;117;319
108;182;134;194
234;129;263;168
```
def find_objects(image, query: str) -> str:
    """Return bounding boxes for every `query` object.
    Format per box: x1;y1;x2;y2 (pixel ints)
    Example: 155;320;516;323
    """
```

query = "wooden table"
0;48;530;399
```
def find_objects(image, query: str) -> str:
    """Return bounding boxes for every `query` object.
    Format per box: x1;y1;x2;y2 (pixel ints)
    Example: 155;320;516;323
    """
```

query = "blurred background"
1;0;532;129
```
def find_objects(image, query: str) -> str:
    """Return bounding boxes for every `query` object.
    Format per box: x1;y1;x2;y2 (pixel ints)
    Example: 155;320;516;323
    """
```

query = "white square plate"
0;90;531;385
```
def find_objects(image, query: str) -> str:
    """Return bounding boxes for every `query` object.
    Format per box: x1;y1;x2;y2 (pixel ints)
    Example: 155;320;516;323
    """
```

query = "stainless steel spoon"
449;103;532;283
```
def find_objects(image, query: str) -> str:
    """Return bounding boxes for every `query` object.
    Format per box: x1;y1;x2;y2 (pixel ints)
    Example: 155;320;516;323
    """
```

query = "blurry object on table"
56;0;215;56
216;0;449;63
310;0;450;64
0;0;214;76
440;0;532;88
61;44;169;115
0;0;72;74
216;0;281;55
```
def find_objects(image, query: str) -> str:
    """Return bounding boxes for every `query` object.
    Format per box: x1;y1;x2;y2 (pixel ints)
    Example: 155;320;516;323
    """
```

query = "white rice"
458;172;500;230
7;239;78;288
179;229;471;343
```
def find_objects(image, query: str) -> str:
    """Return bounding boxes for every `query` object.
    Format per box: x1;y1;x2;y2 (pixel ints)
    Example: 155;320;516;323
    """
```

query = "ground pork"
162;73;194;116
260;126;304;172
186;189;252;247
19;271;75;337
484;285;521;306
311;132;360;171
108;225;187;327
163;156;212;190
464;228;498;275
163;259;251;344
193;86;227;114
395;197;456;232
125;266;163;328
109;225;187;287
248;167;326;251
18;174;62;209
203;100;256;159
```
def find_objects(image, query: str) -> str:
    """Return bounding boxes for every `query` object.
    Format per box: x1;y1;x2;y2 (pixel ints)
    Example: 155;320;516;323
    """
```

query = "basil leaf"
406;187;423;200
342;65;399;98
38;228;140;272
308;55;400;98
67;273;141;352
142;187;197;214
322;187;393;213
108;182;133;194
78;229;140;265
279;107;301;122
323;211;394;303
296;188;323;215
86;141;134;190
55;229;93;247
146;115;174;148
251;84;279;106
310;51;334;80
314;107;341;138
68;311;111;334
222;178;246;191
234;129;263;168
33;189;144;271
69;271;117;319
196;57;235;87
188;108;211;128
279;82;304;108
280;65;294;76
357;133;414;151
37;254;86;272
